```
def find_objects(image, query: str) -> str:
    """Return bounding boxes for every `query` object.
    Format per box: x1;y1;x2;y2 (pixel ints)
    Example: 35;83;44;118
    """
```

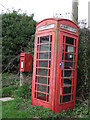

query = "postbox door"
56;32;78;111
20;53;25;72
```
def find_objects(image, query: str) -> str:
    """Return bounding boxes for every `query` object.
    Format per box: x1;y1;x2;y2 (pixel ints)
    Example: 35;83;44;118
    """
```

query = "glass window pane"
64;62;73;68
67;46;73;52
64;70;72;77
66;37;74;45
37;93;46;101
40;53;49;59
65;53;73;61
40;44;49;51
37;45;40;51
38;77;47;84
50;35;52;42
37;37;39;43
64;79;72;85
63;95;71;103
39;61;48;67
38;85;47;92
38;69;48;76
63;87;71;94
40;36;49;43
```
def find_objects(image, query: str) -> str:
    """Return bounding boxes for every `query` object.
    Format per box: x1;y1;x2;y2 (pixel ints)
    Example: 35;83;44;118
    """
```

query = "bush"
13;84;30;99
2;73;20;87
2;86;17;97
2;11;36;73
77;28;89;99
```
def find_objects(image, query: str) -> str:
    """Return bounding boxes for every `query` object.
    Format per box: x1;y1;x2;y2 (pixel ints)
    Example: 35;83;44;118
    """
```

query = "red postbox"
31;18;79;113
20;52;33;72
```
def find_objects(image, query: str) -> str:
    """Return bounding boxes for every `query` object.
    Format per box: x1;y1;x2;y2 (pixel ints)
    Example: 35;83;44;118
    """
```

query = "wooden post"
20;72;23;86
20;72;27;86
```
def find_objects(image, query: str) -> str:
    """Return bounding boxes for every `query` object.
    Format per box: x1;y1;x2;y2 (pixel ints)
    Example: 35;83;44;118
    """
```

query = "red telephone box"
31;18;79;113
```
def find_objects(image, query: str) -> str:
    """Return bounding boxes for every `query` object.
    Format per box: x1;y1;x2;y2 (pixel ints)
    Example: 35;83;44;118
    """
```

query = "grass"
1;73;90;119
2;86;89;119
2;97;89;119
2;98;53;119
0;101;2;120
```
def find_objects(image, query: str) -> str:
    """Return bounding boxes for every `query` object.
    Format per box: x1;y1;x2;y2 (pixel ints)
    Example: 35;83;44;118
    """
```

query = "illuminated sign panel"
38;24;55;31
60;24;76;33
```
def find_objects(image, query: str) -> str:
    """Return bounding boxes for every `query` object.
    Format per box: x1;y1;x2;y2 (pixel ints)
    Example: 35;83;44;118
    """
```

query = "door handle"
60;62;62;68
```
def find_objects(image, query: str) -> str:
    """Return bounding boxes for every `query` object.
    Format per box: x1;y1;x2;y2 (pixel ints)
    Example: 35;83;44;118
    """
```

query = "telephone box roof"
36;18;78;28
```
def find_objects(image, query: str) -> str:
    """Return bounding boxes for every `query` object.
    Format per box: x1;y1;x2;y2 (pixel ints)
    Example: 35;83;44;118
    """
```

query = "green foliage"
71;102;89;118
13;84;30;99
2;73;20;87
2;97;89;119
2;73;32;99
2;72;89;119
2;98;53;119
2;11;36;73
2;86;17;97
77;28;89;99
2;84;31;99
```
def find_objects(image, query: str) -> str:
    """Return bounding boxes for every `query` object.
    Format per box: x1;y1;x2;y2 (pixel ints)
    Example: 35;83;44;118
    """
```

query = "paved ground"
0;97;14;102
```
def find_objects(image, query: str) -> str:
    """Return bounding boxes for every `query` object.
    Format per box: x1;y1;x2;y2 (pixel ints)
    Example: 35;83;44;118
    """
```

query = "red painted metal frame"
55;32;78;112
32;32;55;109
31;18;79;113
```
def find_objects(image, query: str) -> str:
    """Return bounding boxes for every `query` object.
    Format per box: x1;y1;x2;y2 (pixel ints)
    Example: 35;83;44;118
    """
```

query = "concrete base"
0;97;14;102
